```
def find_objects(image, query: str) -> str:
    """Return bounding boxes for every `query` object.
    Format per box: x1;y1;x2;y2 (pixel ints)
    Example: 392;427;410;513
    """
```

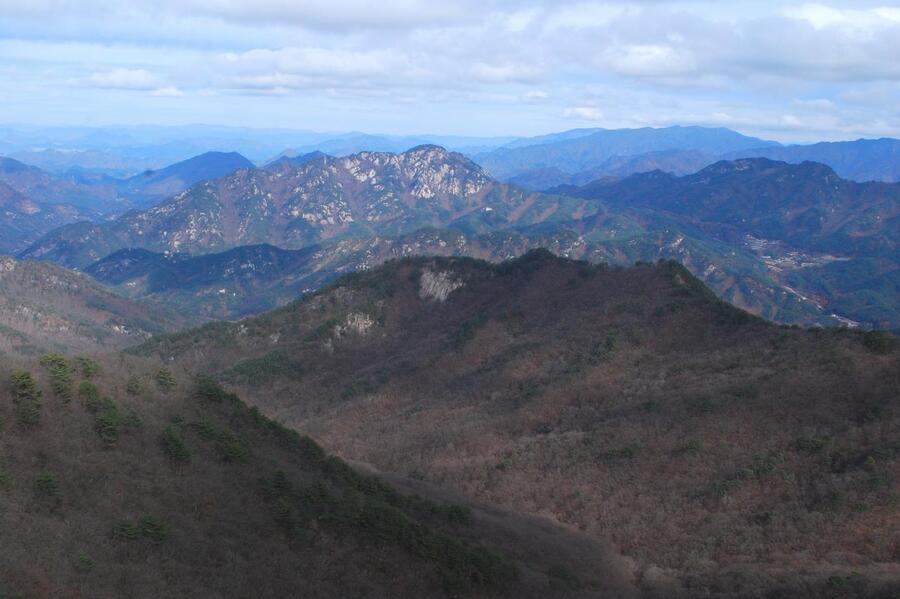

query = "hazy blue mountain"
726;138;900;182
507;149;717;190
0;156;122;212
1;124;519;177
473;126;778;179
0;151;256;214
7;148;164;177
499;127;604;149
277;133;517;160
0;124;339;171
122;151;254;206
555;158;900;327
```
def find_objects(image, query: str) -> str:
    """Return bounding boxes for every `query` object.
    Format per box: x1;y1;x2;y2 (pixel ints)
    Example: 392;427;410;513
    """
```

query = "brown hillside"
0;256;192;359
0;351;637;598
135;251;900;597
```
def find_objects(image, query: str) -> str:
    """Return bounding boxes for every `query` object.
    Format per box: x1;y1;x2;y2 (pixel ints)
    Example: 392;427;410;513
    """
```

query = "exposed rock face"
418;268;463;302
335;312;376;338
0;256;16;273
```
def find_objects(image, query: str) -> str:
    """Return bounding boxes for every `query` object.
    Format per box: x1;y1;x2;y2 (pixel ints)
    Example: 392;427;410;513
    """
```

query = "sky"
1;0;899;142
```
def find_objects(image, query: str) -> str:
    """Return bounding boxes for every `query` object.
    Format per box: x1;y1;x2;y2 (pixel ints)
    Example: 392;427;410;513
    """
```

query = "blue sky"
1;0;899;141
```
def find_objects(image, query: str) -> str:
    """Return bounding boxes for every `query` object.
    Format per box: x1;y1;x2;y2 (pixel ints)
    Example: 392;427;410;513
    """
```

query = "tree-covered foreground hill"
134;251;900;597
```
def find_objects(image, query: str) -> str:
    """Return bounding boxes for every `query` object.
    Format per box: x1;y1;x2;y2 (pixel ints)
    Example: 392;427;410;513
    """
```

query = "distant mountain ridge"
555;158;898;257
21;145;589;268
506;149;716;190
473;126;778;180
553;158;900;327
121;151;255;206
18;147;900;328
85;244;325;318
0;156;122;212
0;149;260;255
725;138;900;183
491;134;900;190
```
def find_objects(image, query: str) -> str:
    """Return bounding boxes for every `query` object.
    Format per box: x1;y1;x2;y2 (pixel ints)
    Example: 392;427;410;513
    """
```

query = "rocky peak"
418;267;464;302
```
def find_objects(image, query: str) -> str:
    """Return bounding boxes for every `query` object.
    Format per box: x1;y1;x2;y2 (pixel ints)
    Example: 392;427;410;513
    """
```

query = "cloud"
0;1;899;140
564;106;604;121
86;68;160;90
151;86;184;97
470;62;542;84
180;0;473;29
782;4;900;30
601;44;698;77
522;89;549;101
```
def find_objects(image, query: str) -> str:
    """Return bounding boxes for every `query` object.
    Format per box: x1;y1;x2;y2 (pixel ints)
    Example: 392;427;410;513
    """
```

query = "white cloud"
0;1;899;139
471;62;542;84
564;106;604;121
782;4;900;30
86;68;160;90
151;86;184;97
793;98;837;111
180;0;471;29
522;89;549;101
602;44;698;77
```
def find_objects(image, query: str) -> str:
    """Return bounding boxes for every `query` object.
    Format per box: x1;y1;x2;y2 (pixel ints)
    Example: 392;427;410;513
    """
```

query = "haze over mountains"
8;129;896;330
2;151;254;217
473;128;900;190
472;126;778;181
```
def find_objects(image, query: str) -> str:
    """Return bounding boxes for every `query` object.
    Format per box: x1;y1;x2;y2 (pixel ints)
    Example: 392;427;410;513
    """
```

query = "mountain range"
505;149;717;190
2;139;898;598
129;252;900;597
20;146;589;267
0;124;518;176
0;151;258;220
726;138;900;183
20;145;898;329
481;130;900;190
473;126;778;181
552;158;899;327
